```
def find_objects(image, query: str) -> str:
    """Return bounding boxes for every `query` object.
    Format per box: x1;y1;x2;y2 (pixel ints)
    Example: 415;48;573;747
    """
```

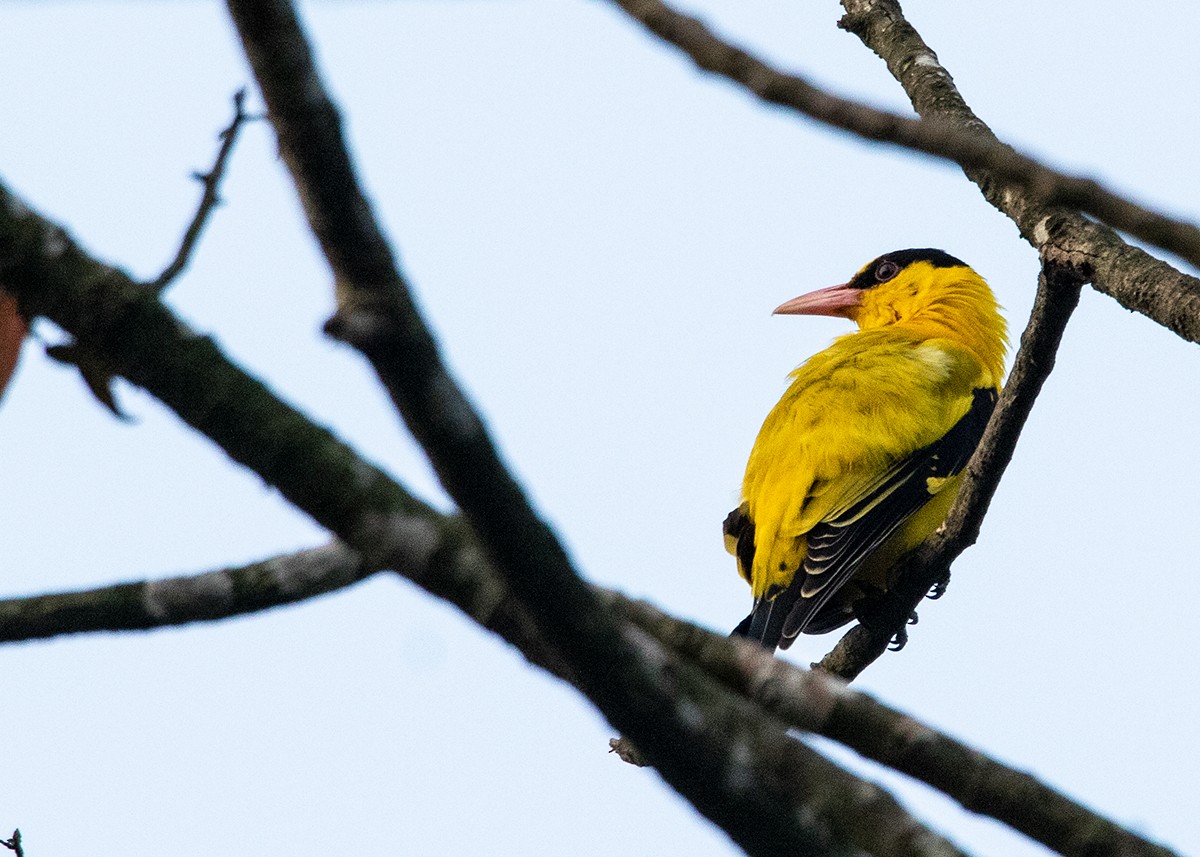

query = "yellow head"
775;248;1008;385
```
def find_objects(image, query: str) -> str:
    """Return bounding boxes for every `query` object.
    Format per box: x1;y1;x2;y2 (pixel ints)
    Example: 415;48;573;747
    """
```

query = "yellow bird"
725;249;1007;652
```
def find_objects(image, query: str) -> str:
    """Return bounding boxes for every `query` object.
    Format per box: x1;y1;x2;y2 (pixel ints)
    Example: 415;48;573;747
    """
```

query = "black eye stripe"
847;248;967;290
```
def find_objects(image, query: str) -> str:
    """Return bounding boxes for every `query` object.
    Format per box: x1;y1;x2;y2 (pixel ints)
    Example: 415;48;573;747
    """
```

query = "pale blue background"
1;2;1196;855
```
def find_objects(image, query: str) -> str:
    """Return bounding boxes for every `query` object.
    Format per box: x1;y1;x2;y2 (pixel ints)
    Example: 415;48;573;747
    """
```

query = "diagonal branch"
817;258;1086;679
612;595;1179;857
604;0;1200;344
219;3;916;853
221;0;601;673
149;88;254;294
0;181;545;658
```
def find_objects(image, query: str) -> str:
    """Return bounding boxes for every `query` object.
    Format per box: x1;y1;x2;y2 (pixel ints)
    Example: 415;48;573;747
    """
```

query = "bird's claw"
927;571;951;600
888;625;910;651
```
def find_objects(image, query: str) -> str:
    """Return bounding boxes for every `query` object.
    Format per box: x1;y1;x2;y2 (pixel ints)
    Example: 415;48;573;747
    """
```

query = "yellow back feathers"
726;249;1007;651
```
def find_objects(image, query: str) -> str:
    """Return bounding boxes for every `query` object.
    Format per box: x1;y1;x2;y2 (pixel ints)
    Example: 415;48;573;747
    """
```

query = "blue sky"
2;2;1197;855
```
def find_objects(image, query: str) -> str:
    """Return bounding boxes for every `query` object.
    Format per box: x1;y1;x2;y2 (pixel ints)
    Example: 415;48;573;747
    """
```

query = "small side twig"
149;88;254;293
2;829;23;857
817;256;1088;679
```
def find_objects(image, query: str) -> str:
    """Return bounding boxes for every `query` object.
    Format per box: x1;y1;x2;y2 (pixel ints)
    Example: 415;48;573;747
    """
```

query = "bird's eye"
875;261;900;282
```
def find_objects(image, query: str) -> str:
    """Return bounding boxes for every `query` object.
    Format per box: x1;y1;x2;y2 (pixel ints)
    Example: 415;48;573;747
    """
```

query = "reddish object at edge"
0;293;26;401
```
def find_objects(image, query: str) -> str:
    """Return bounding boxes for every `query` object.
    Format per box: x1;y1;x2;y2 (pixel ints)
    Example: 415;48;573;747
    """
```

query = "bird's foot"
926;569;951;600
853;588;917;651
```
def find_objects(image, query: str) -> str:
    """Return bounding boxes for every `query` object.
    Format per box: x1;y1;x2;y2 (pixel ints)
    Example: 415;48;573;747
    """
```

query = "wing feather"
779;386;997;642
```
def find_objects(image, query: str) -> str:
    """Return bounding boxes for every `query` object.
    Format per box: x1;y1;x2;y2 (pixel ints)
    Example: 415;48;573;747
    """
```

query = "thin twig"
817;258;1087;679
606;0;1200;343
2;830;22;857
148;88;253;293
610;594;1180;857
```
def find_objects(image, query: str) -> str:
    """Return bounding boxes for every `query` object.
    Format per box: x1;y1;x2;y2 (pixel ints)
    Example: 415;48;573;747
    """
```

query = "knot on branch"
1037;225;1097;285
323;288;399;350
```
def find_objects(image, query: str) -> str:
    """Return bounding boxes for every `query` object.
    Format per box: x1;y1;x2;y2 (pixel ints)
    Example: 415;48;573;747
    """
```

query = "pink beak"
773;283;863;318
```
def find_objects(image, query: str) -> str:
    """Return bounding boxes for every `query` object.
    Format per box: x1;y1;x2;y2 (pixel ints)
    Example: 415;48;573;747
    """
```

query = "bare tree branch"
601;0;1098;674
0;185;575;679
612;595;1179;857
0;532;580;687
816;258;1085;679
221;0;601;662
0;5;1162;853
835;0;1200;342
0;529;1143;857
0;176;974;857
604;0;1200;343
149;88;254;293
0;541;976;857
218;3;942;853
0;542;368;642
0;523;1168;857
0;184;525;647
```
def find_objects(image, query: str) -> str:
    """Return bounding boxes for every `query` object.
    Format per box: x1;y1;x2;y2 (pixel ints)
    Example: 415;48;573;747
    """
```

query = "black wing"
774;386;997;646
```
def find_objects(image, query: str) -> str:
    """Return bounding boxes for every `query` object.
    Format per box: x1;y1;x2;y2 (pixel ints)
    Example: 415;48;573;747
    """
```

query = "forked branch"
606;0;1200;343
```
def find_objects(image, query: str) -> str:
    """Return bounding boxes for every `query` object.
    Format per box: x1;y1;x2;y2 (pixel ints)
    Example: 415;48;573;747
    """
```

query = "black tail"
731;584;804;653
